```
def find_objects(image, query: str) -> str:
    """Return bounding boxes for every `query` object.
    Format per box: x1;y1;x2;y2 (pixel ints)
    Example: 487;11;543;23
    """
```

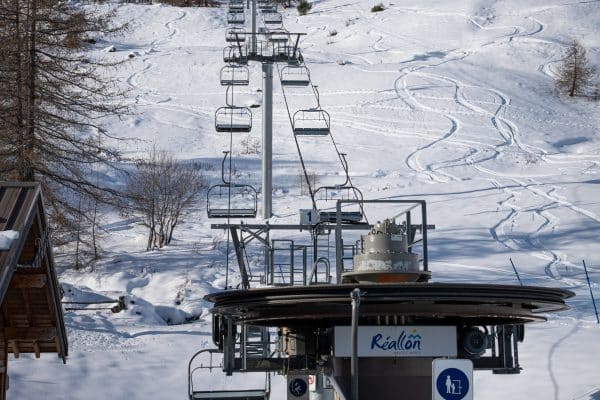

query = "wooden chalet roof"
0;182;68;360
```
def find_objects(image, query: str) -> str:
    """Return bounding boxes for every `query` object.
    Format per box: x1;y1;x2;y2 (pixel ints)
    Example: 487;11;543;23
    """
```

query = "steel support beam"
230;228;250;289
262;63;273;219
250;0;257;55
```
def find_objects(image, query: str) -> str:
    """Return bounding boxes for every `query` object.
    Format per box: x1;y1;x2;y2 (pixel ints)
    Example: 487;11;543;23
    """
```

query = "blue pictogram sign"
435;368;470;400
288;378;308;397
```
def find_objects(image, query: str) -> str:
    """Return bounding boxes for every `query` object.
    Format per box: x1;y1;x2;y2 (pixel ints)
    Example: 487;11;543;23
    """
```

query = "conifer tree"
555;39;596;97
0;0;127;240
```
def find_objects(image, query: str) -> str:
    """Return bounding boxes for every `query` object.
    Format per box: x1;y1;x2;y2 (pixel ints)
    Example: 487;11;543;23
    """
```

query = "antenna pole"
583;260;599;323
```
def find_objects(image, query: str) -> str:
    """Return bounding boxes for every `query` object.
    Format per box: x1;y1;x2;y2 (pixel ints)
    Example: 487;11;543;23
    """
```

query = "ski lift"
188;349;270;399
207;183;258;218
228;6;245;13
258;3;275;10
228;2;244;12
271;42;293;59
267;29;289;44
215;106;252;132
280;65;310;86
227;12;245;24
225;28;246;43
223;45;248;64
220;65;250;86
314;153;365;223
229;1;244;8
263;13;282;25
292;109;330;136
315;185;365;223
206;152;258;218
260;6;277;13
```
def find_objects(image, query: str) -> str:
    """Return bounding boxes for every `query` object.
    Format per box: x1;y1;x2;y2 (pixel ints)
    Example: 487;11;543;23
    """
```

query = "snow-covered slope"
9;0;600;398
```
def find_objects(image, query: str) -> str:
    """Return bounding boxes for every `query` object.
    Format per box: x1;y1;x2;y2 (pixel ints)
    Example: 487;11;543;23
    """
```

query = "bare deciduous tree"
126;149;206;250
555;39;597;97
241;135;260;155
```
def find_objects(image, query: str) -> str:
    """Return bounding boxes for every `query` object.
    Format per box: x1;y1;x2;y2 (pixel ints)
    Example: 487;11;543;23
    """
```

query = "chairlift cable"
224;71;236;290
276;62;318;210
306;73;369;223
279;61;368;222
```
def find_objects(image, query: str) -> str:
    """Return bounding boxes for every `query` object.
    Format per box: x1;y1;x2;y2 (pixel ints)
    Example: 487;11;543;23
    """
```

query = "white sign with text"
334;326;457;357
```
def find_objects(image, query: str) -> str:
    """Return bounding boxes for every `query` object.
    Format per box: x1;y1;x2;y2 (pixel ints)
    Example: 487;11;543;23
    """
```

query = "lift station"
190;1;575;399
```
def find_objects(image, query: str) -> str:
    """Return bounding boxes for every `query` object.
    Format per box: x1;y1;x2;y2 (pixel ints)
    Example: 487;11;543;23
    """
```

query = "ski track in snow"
127;10;189;100
548;317;582;400
371;7;600;291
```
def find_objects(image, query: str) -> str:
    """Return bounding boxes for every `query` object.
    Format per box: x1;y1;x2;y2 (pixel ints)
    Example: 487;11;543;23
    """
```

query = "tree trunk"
569;66;577;97
14;0;26;180
146;227;154;251
23;0;37;181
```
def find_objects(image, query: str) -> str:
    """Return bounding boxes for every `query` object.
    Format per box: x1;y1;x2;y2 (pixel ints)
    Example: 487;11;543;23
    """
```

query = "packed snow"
0;231;19;251
8;0;600;399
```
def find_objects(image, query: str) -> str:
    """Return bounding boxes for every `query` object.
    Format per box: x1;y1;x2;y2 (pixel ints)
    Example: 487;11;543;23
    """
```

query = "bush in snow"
297;0;312;15
371;3;385;12
126;148;207;250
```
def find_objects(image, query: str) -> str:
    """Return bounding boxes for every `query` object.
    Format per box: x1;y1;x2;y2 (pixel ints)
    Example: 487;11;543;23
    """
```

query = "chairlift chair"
188;349;269;399
314;181;365;223
280;65;310;86
228;6;245;13
262;13;282;25
292;109;331;136
272;42;292;59
226;28;246;43
229;1;244;7
227;12;245;24
215;106;252;132
267;29;289;44
223;45;248;64
220;65;250;86
228;2;245;12
258;3;275;10
206;184;258;218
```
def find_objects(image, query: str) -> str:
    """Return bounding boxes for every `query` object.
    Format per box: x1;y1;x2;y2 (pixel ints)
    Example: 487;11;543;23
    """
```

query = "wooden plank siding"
0;182;68;398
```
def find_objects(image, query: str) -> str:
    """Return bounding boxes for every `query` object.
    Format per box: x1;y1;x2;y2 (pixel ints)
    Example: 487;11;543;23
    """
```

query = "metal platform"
206;283;573;326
